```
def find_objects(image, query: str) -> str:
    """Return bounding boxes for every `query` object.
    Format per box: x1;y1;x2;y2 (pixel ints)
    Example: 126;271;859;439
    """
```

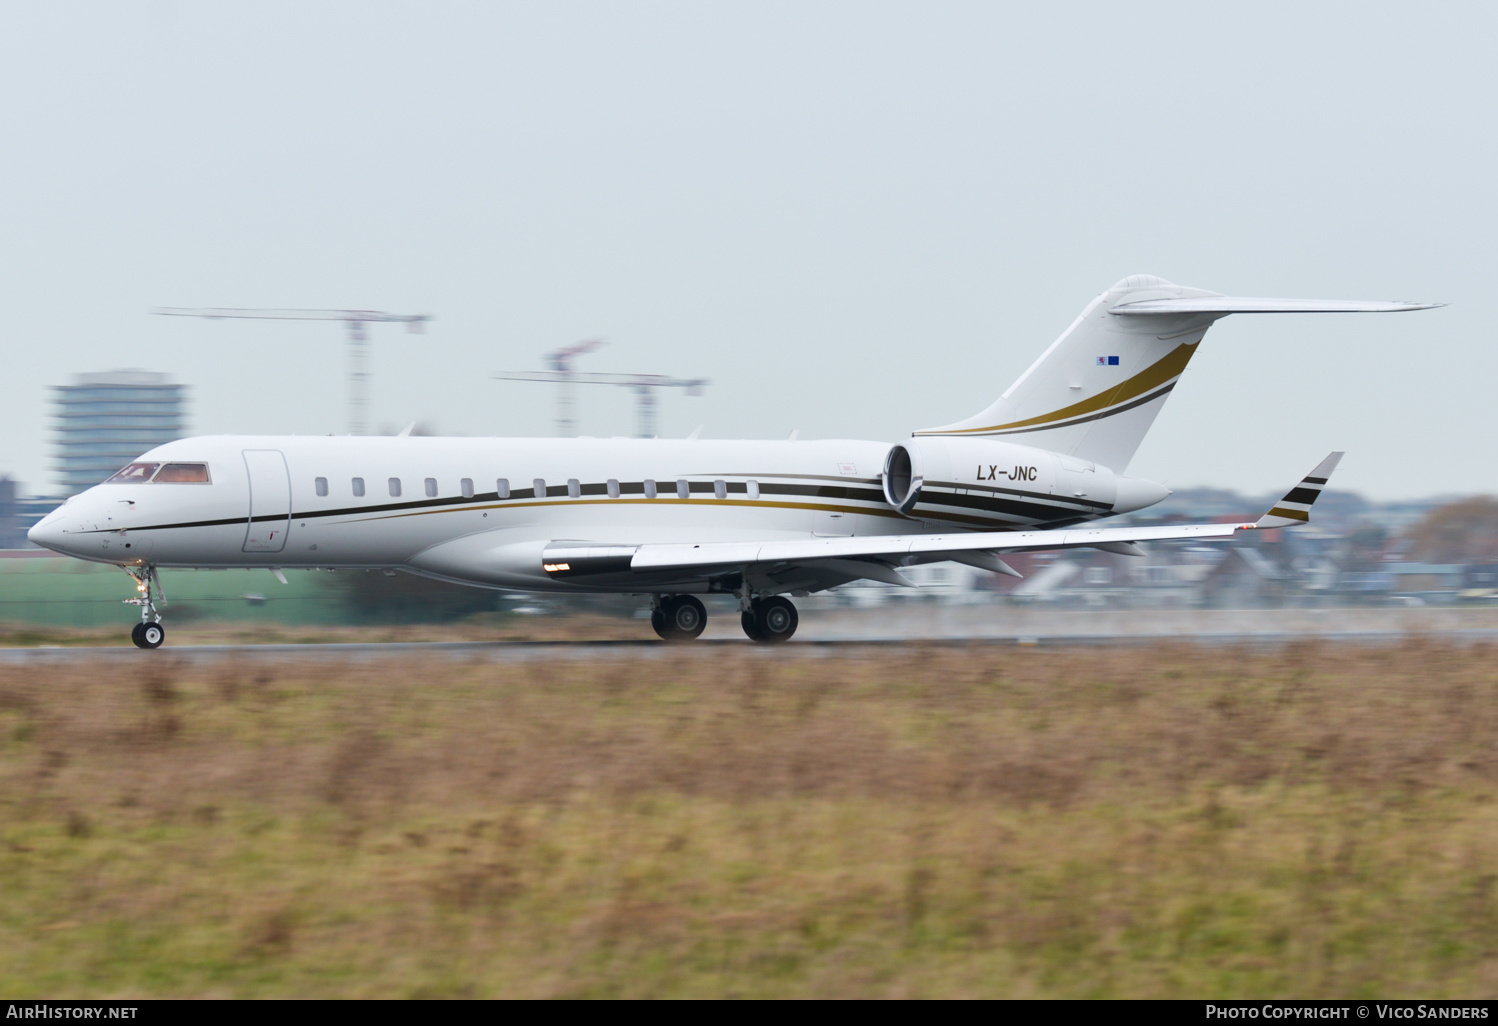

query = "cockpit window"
154;463;211;484
107;462;160;483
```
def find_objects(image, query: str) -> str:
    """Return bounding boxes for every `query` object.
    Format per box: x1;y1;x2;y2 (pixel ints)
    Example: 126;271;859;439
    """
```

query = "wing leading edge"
542;453;1344;586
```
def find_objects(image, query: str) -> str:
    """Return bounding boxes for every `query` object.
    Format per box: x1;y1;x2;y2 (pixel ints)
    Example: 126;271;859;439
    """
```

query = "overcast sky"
1;2;1491;501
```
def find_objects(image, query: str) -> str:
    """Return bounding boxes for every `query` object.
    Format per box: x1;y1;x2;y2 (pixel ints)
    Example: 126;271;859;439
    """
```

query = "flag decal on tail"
1096;356;1120;366
1255;452;1344;528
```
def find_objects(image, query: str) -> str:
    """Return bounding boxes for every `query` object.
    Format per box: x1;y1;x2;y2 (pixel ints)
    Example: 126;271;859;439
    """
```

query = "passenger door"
243;449;291;553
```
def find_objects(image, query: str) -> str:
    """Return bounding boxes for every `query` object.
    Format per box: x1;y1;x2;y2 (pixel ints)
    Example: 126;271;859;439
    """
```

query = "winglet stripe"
1254;452;1343;529
1264;507;1310;523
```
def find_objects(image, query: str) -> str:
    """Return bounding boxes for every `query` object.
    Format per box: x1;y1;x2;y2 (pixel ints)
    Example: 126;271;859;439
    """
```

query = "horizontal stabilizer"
1111;297;1441;316
1256;452;1344;528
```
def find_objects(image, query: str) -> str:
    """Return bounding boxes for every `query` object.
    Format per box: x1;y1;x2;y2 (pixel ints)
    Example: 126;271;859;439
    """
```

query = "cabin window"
460;478;474;499
747;479;760;501
389;478;402;497
533;478;546;499
714;479;727;499
567;478;581;498
496;478;510;499
677;479;690;499
425;478;438;498
314;477;328;497
154;463;211;484
644;479;657;499
352;477;366;497
107;462;160;483
607;478;620;499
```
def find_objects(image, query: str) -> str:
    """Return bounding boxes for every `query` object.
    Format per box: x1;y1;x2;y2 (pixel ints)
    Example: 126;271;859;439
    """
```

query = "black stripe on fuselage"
934;478;1114;512
915;489;1099;524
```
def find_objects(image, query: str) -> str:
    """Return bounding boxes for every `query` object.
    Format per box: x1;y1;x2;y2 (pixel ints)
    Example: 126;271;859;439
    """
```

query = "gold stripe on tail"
916;342;1199;436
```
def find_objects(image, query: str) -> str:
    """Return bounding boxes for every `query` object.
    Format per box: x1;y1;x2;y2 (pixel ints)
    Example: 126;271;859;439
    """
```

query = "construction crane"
150;308;433;436
497;340;707;438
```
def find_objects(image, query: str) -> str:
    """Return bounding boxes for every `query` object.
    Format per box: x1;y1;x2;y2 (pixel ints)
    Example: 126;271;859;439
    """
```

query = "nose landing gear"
123;566;166;649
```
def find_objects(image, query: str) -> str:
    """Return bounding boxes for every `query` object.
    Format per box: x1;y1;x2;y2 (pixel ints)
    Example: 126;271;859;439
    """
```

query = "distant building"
52;370;188;496
0;477;62;550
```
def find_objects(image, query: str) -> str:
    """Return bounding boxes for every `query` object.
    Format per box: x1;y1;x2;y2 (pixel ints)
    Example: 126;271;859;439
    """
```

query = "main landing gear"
648;592;799;644
741;596;798;644
651;594;707;641
124;565;166;650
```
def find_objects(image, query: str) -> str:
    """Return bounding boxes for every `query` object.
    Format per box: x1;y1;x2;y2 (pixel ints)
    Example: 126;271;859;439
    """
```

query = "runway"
3;606;1496;663
4;626;1497;664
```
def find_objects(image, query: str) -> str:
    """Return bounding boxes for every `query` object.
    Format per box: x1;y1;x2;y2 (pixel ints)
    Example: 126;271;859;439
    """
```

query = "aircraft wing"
543;453;1344;587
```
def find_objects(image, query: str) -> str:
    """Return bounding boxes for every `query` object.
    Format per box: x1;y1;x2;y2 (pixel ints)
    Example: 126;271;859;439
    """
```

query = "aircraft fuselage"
28;434;1160;593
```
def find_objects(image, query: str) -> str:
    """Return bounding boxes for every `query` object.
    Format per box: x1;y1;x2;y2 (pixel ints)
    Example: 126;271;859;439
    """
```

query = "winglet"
1255;452;1344;528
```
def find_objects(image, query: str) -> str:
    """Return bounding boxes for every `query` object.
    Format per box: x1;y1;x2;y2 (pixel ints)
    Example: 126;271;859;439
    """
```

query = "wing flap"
626;521;1249;573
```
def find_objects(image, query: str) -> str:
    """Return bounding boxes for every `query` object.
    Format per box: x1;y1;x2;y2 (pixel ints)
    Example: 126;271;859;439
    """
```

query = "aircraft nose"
27;509;67;552
27;495;101;556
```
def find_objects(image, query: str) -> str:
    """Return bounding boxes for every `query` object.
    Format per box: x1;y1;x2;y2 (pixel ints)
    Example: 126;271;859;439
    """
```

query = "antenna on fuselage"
150;307;434;436
496;340;708;438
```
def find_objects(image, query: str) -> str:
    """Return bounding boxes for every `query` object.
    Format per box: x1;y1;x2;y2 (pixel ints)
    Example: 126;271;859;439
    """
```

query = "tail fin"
915;276;1437;472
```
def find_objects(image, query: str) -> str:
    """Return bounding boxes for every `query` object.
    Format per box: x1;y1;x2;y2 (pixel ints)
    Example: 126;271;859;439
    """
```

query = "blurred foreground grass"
3;641;1498;997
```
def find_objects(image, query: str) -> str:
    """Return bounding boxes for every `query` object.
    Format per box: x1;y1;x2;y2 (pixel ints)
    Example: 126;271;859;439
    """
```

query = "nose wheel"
131;622;165;649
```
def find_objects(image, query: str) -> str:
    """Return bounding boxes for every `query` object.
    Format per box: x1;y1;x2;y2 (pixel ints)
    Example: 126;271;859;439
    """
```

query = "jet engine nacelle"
881;437;1169;520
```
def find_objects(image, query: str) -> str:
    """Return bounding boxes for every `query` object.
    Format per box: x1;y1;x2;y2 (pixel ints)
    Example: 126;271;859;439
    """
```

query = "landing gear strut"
651;594;707;641
124;566;166;649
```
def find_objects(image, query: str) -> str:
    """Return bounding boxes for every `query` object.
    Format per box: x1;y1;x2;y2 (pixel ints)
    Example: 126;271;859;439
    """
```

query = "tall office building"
0;477;22;548
52;370;189;496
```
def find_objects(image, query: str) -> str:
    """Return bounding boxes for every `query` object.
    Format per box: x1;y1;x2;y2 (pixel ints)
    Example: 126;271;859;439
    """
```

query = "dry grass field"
3;639;1498;997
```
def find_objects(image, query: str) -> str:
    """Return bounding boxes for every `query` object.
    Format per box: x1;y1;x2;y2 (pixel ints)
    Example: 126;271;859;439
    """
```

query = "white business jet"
28;275;1437;648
